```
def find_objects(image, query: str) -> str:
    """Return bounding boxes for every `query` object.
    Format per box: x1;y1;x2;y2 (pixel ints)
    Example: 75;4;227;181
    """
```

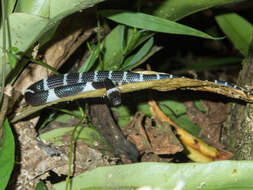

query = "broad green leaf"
100;10;221;40
0;119;15;190
15;0;50;17
54;161;253;190
38;22;60;46
7;0;16;14
39;126;107;147
148;0;243;21
1;13;49;50
50;0;104;20
0;13;50;83
0;0;105;84
54;110;83;123
216;13;253;57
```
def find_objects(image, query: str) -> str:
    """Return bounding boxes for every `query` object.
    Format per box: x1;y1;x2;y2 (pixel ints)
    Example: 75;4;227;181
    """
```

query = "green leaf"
30;58;59;74
129;97;200;136
121;37;154;70
7;51;18;68
194;100;206;112
53;161;253;190
159;99;200;136
9;46;18;52
39;126;107;147
7;0;16;14
111;106;131;127
0;119;15;190
50;0;104;20
53;110;82;123
97;25;124;70
148;0;242;21
119;25;126;53
216;13;253;57
126;45;163;70
0;0;106;84
101;25;153;70
80;44;100;72
2;13;49;56
35;181;48;190
15;0;50;18
0;13;50;83
114;97;200;136
100;10;221;40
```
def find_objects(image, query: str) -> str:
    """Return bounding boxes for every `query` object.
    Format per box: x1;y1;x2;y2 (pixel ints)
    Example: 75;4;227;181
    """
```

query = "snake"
24;71;243;106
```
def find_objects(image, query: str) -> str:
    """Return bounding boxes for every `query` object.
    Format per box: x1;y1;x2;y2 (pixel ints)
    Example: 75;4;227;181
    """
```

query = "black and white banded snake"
24;71;252;106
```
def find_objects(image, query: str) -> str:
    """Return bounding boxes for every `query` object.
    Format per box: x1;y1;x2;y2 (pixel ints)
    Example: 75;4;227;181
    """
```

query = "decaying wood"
89;103;139;162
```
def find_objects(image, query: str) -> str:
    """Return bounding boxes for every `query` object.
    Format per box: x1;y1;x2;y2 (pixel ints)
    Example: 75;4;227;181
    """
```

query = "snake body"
24;71;242;106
